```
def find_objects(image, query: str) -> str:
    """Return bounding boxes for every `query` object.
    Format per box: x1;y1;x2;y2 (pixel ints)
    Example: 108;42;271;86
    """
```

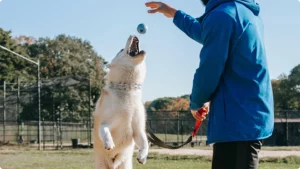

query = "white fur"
93;35;148;169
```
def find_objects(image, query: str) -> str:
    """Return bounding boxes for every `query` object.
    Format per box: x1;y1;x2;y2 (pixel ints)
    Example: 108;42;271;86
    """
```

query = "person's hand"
191;102;210;121
145;2;177;18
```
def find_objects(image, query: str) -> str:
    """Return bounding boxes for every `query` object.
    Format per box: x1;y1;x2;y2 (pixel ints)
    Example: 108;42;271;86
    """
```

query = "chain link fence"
263;110;300;146
147;111;208;147
0;76;92;149
0;78;300;149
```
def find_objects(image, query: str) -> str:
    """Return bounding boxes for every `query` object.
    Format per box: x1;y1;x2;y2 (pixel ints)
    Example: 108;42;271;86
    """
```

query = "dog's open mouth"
129;36;140;57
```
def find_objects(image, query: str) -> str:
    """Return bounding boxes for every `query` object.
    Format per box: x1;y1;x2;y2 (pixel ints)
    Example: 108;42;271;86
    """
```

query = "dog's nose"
129;51;135;57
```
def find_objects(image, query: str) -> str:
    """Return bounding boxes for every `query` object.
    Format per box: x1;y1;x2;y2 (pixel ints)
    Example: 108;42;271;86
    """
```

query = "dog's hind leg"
99;124;115;150
94;151;109;169
116;154;133;169
117;157;132;169
113;143;134;169
132;110;149;165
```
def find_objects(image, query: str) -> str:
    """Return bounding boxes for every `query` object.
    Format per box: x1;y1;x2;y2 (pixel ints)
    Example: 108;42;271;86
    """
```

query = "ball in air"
137;23;148;34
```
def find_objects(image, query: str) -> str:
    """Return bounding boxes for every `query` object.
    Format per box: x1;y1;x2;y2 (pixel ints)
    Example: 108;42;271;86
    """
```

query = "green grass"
0;149;299;169
4;129;300;152
150;134;300;151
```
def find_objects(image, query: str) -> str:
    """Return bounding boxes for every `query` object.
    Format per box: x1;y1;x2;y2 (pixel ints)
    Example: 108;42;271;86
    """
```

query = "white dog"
93;35;149;169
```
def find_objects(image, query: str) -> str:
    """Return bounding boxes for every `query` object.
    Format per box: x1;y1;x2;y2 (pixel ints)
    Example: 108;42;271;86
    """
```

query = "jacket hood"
198;0;260;21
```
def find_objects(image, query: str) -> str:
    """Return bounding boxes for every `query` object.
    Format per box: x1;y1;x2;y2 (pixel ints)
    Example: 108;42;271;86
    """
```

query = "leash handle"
191;108;206;137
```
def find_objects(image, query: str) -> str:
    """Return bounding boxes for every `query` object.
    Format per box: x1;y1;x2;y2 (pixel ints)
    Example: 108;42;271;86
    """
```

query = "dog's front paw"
104;139;115;150
137;149;148;165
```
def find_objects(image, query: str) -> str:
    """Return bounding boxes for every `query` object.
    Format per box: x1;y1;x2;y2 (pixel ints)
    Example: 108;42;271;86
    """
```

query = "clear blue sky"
0;0;299;102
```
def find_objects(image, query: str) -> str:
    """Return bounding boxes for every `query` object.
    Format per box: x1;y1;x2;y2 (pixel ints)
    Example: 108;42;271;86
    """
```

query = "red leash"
192;108;207;137
146;107;207;149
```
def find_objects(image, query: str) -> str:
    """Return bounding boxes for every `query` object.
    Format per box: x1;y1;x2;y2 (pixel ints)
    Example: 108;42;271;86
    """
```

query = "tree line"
0;28;299;122
0;28;106;122
145;67;300;117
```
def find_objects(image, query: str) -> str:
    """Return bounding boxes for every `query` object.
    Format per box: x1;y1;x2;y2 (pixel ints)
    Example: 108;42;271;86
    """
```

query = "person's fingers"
197;115;205;121
145;2;161;8
192;114;202;121
192;111;205;121
147;5;159;9
148;8;160;14
198;109;208;116
198;113;206;120
191;111;198;120
202;104;210;114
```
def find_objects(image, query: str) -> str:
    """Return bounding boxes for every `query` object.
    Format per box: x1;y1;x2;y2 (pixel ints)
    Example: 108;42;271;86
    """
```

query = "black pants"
211;140;262;169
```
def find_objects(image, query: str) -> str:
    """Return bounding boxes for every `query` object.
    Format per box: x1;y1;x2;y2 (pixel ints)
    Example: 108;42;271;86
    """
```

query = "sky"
0;0;300;102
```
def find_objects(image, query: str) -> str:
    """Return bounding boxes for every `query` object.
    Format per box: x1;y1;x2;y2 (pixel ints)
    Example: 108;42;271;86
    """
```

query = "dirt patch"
148;149;300;158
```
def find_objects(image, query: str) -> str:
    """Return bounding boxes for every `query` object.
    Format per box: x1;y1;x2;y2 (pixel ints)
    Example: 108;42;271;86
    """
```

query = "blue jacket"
173;0;274;144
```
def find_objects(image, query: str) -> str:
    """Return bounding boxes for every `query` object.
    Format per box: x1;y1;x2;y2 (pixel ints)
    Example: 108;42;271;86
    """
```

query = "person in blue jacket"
146;0;274;168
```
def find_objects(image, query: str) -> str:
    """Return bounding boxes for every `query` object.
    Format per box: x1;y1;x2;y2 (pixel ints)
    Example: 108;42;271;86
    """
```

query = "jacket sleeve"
188;11;234;110
173;10;203;43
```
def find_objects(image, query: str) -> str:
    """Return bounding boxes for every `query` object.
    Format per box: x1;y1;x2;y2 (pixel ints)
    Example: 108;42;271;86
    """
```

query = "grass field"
0;148;299;169
147;134;300;151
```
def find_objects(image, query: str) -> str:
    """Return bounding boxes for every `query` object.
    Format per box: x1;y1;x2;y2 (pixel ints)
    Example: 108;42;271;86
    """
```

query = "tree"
146;63;300;117
287;64;300;110
180;94;190;101
0;28;35;83
272;64;300;111
146;95;190;112
146;97;173;111
19;34;106;122
172;98;189;111
13;35;36;45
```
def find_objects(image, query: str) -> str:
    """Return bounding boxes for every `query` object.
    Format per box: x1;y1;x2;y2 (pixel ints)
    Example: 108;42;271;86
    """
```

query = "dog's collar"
109;81;141;91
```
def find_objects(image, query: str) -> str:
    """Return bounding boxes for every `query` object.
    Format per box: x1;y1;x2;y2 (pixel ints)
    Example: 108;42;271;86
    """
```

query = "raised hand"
145;1;177;18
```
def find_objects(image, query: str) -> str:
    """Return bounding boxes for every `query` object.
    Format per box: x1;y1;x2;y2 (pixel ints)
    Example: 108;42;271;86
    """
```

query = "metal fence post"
17;78;21;144
164;120;167;142
88;77;92;147
285;111;289;146
52;95;55;147
177;111;179;144
43;118;45;150
60;112;62;149
56;118;59;150
37;59;41;150
3;81;6;142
